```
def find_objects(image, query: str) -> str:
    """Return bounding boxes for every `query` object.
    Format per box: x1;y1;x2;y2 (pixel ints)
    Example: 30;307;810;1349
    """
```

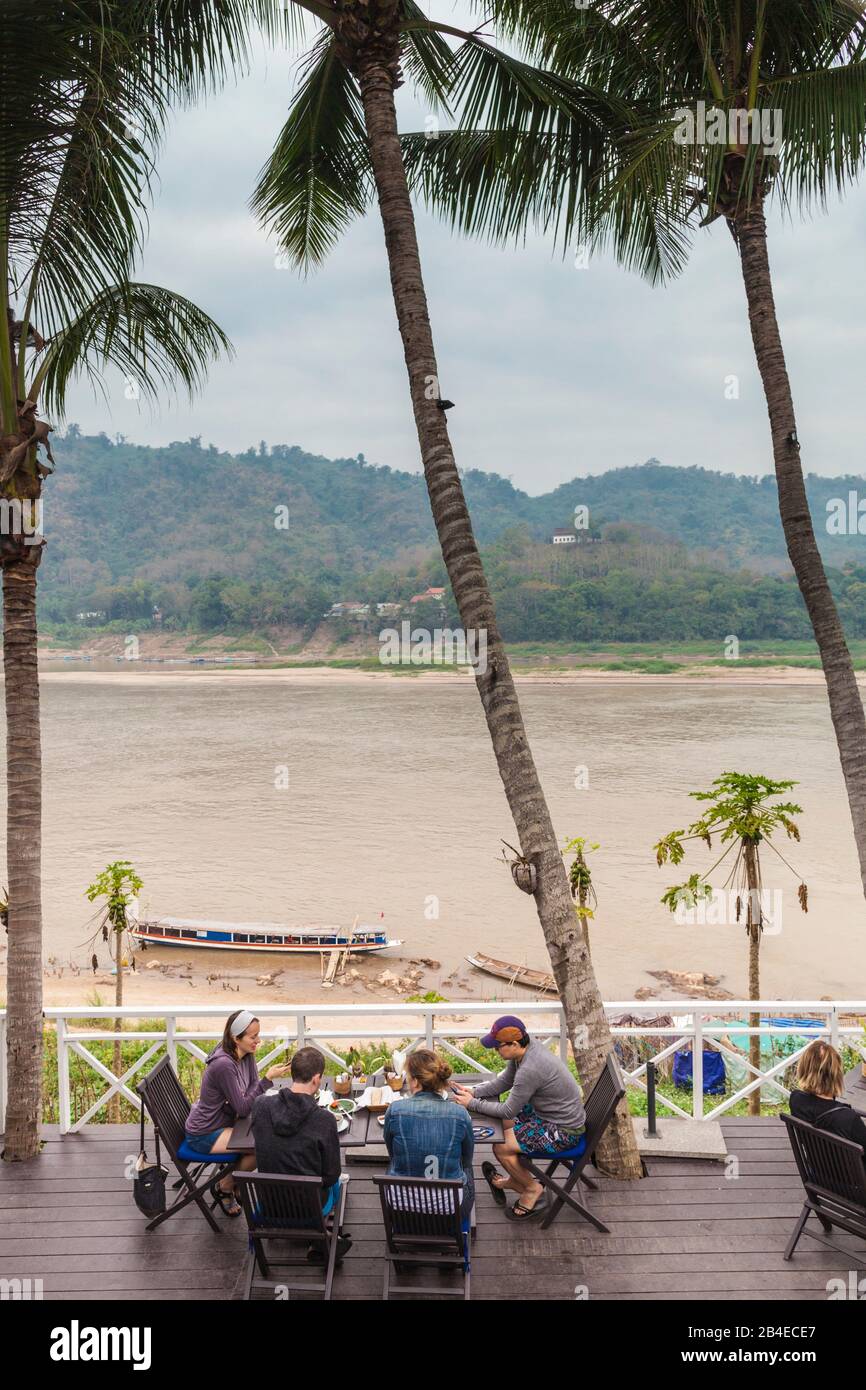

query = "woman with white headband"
185;1009;291;1216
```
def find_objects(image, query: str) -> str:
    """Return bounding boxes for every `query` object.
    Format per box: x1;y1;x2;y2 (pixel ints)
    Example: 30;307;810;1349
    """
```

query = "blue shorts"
184;1127;228;1155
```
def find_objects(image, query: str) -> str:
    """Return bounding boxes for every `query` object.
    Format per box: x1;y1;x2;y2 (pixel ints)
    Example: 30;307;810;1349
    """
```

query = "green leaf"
251;33;372;269
34;282;232;417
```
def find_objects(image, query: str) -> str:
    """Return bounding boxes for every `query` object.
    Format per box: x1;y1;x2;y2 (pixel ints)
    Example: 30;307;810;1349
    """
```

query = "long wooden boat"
465;951;558;994
131;916;401;956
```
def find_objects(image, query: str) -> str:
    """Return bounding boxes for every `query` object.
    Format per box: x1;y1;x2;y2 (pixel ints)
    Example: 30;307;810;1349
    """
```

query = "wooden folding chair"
780;1112;866;1259
136;1055;240;1234
373;1174;471;1300
517;1051;625;1232
234;1172;349;1300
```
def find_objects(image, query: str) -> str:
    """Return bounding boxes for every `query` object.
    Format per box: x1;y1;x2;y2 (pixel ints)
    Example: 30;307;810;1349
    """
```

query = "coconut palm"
0;0;257;1160
406;0;866;904
251;0;641;1173
655;771;808;1114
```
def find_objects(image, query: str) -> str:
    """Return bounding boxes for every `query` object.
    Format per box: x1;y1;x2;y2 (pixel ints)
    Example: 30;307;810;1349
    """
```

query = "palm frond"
251;32;372;269
768;59;866;206
400;0;458;112
33;283;233;417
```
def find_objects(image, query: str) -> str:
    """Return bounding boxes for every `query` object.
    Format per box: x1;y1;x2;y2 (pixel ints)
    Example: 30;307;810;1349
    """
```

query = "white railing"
0;1000;864;1133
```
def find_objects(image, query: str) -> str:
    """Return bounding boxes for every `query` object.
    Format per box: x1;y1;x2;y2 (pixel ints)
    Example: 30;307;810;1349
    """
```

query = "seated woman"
383;1050;475;1221
789;1039;866;1156
185;1009;291;1216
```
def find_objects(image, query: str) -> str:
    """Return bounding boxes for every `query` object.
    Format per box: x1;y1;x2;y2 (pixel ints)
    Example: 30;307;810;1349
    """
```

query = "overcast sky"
60;21;866;496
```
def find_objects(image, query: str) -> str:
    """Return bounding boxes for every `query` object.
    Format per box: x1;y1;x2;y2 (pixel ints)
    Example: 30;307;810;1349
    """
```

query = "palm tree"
0;0;251;1160
251;0;641;1173
406;0;866;904
655;771;807;1115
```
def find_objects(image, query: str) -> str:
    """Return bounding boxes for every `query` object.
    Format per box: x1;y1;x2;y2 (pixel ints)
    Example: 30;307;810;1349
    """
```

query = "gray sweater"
468;1039;586;1132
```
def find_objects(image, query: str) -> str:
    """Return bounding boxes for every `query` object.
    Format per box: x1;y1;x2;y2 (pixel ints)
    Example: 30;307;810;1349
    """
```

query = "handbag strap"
139;1092;164;1170
812;1104;848;1130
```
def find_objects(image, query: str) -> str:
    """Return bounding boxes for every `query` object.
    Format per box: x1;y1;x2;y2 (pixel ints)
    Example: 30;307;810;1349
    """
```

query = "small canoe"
465;952;558;995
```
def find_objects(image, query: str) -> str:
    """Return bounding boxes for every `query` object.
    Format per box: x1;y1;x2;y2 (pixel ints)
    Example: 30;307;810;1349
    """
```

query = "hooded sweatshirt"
186;1042;270;1136
251;1088;341;1197
789;1089;866;1156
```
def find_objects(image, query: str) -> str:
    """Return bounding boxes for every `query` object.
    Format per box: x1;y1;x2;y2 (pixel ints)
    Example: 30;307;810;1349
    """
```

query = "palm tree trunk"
735;202;866;899
356;56;640;1177
743;839;761;1118
2;557;43;1160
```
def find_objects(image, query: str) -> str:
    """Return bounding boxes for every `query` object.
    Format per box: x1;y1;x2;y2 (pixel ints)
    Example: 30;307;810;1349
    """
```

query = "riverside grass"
36;1018;859;1128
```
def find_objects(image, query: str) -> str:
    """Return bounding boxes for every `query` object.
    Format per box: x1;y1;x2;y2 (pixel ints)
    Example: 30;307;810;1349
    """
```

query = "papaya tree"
655;771;807;1115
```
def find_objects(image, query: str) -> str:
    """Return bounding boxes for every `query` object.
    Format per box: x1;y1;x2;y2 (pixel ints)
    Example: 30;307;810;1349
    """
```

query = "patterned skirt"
513;1104;586;1155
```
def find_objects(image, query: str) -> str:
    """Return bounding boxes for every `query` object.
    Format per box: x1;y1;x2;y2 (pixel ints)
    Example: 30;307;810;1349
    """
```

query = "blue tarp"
672;1048;727;1095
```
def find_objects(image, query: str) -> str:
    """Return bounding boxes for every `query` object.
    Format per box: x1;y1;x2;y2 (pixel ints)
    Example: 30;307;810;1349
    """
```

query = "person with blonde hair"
789;1040;866;1155
383;1049;475;1218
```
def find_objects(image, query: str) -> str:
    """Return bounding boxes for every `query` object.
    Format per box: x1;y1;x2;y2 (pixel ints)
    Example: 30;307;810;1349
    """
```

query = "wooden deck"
1;1118;864;1301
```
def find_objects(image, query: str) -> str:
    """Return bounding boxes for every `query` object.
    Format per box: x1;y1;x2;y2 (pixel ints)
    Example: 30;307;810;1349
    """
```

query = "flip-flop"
481;1160;507;1207
506;1198;548;1222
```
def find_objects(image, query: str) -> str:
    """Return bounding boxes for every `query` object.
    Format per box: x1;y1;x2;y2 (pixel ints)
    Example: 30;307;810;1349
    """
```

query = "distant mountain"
36;431;866;639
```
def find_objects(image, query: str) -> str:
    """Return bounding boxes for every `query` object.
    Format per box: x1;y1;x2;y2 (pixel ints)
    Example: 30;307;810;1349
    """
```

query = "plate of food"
326;1098;355;1133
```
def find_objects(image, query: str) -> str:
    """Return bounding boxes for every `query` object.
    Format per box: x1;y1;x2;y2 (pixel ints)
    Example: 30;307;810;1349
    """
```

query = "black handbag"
133;1105;169;1216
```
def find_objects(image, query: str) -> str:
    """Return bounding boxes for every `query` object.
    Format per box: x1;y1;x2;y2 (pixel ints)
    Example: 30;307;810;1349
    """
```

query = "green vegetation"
41;1021;856;1127
35;435;866;648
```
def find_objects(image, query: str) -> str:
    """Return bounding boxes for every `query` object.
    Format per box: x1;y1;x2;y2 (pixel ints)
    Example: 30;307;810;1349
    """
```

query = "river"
3;669;864;1000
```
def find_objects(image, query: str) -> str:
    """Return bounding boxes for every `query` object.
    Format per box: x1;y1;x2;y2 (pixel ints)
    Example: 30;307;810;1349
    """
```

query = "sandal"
481;1160;507;1207
213;1186;242;1218
507;1196;548;1222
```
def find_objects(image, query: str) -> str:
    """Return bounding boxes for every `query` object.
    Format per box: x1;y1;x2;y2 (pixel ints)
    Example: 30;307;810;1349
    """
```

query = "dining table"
228;1081;373;1152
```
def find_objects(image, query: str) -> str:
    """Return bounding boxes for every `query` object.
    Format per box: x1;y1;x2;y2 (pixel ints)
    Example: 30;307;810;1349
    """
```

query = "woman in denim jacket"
383;1050;475;1218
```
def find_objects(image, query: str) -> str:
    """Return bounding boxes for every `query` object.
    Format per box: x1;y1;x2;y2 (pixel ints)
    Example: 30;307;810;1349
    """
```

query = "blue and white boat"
130;915;401;956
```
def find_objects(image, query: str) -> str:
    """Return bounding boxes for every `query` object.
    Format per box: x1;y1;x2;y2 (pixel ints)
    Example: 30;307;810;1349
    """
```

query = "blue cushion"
531;1135;588;1162
176;1140;239;1164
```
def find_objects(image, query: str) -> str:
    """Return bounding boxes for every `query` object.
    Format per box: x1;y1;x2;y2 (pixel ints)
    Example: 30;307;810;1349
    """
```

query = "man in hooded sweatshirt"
251;1045;350;1261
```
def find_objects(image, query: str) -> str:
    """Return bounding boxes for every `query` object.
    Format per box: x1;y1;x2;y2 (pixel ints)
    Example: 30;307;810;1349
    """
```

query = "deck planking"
1;1118;864;1300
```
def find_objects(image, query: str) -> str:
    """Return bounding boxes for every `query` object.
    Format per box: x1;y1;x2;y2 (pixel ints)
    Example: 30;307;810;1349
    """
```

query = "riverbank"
35;632;861;682
34;660;845;686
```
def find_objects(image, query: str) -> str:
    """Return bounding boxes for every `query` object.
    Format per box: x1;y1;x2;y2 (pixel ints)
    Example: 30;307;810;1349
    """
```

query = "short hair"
796;1040;844;1099
291;1046;326;1084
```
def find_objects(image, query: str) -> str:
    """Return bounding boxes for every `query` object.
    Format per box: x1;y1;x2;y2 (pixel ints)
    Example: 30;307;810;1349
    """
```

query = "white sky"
59;20;866;496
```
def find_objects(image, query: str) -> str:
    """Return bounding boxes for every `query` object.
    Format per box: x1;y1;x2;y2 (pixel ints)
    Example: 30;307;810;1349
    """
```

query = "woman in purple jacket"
186;1010;291;1216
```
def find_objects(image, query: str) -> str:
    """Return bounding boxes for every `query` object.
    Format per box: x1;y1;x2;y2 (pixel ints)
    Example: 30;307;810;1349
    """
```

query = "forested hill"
43;430;866;590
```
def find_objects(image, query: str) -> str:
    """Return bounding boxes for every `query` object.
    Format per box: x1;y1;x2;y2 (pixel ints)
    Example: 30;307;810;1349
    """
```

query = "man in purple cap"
451;1015;586;1221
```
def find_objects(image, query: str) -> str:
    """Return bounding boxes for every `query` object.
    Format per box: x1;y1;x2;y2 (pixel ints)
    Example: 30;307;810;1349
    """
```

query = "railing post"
425;1008;434;1049
692;1012;703;1120
0;1012;6;1135
166;1014;177;1069
295;1013;306;1050
829;1005;839;1053
57;1015;71;1134
645;1061;657;1137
